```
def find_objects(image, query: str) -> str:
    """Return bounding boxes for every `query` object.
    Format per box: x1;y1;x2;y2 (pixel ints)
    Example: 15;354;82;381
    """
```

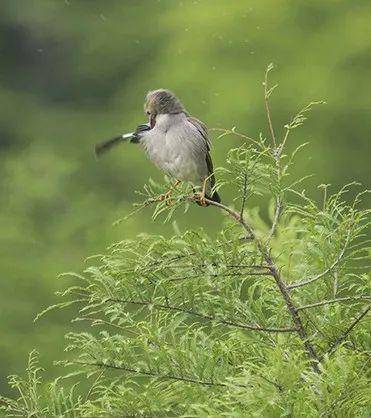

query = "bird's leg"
198;178;208;207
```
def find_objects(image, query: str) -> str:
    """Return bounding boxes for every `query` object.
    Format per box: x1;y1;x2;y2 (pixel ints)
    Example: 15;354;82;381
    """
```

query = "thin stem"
107;298;296;333
264;65;277;149
326;306;370;356
74;360;236;388
72;360;282;390
144;263;270;271
267;195;283;243
167;271;273;282
263;64;283;243
227;264;270;269
194;198;254;236
85;369;105;402
211;127;263;149
143;237;254;271
75;316;139;335
280;127;290;155
288;227;351;290
333;271;338;298
296;296;371;311
240;170;248;218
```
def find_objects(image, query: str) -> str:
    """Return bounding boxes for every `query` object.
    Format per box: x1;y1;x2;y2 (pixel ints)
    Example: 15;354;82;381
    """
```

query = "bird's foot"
192;192;208;207
198;193;207;207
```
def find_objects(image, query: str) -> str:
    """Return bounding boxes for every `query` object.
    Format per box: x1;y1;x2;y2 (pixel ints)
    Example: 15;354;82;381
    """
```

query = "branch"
333;271;338;298
71;360;283;391
296;296;371;311
211;127;263;149
144;262;271;272
167;270;273;282
227;264;270;269
279;101;325;155
240;170;248;218
287;228;352;290
107;298;296;333
193;197;255;237
73;360;237;388
75;316;138;335
326;306;370;356
85;369;105;402
263;63;278;149
196;196;321;371
280;127;290;155
263;64;284;243
143;238;255;271
266;194;283;243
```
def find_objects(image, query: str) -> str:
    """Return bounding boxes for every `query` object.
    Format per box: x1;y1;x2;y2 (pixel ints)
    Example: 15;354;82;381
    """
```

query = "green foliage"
2;0;371;395
0;351;82;417
1;68;370;417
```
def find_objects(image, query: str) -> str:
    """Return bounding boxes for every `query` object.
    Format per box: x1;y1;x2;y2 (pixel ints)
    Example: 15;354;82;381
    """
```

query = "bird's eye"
146;111;151;115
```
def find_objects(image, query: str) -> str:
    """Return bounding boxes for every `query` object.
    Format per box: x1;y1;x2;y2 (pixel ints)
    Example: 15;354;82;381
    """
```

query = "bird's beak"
150;114;156;129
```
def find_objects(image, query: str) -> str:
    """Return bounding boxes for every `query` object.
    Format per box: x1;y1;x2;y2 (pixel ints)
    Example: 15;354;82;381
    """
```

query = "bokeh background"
0;0;370;395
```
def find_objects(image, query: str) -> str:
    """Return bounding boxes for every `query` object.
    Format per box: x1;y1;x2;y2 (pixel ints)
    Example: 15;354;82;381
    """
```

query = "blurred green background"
0;0;370;395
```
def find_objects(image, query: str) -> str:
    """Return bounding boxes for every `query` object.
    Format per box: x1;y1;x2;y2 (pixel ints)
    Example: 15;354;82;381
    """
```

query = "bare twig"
107;298;296;333
296;296;371;311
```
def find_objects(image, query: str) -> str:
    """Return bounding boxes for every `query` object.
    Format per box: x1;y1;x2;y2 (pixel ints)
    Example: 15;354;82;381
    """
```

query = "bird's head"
144;89;185;128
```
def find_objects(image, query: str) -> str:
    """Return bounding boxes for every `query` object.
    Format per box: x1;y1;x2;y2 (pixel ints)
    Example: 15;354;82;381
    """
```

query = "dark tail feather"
94;135;125;158
95;126;149;158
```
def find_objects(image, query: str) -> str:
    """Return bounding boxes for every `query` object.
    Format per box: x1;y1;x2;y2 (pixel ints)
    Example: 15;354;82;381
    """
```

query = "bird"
95;89;221;206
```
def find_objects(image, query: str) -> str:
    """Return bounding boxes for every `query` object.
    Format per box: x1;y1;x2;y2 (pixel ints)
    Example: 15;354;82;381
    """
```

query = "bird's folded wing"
187;116;216;184
187;116;212;151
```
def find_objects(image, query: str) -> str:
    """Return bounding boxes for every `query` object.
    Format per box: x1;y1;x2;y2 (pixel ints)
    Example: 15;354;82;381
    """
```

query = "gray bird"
95;89;221;206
